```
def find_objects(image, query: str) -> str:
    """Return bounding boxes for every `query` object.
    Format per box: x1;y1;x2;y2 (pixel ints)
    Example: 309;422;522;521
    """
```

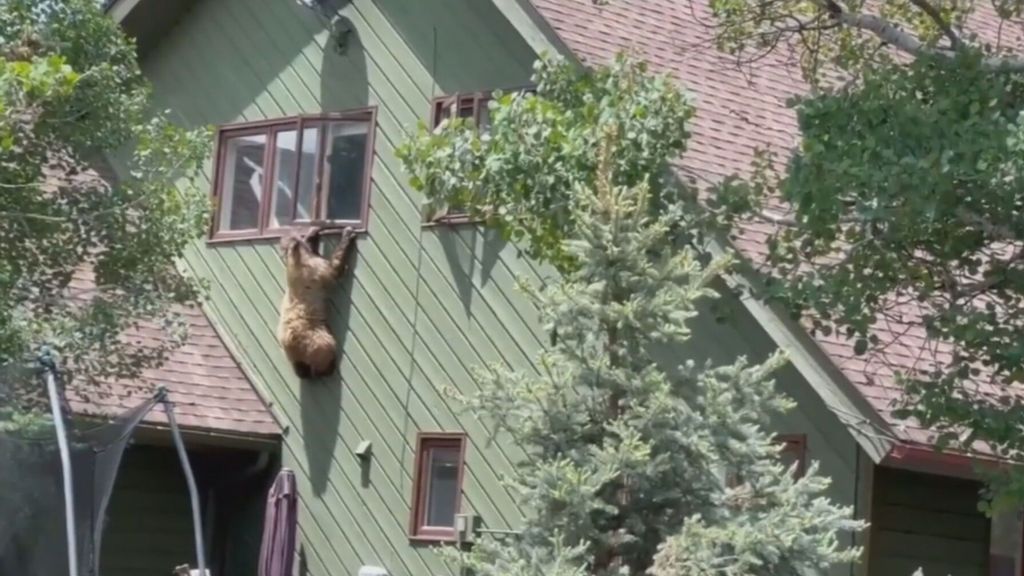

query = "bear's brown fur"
277;226;356;379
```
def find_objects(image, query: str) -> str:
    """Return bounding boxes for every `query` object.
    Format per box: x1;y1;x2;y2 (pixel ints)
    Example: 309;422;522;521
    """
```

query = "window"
427;93;492;223
409;432;467;541
431;92;493;133
210;109;375;241
426;87;533;224
775;434;806;478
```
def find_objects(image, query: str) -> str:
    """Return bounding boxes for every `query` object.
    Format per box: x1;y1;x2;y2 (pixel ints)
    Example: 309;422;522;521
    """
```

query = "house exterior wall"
101;445;196;576
137;0;863;574
101;443;274;576
869;467;990;576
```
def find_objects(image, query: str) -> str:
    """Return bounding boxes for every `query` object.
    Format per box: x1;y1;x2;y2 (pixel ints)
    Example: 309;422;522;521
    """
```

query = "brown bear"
277;226;356;379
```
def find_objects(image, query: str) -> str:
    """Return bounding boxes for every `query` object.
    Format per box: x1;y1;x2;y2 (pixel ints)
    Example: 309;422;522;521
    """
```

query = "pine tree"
400;55;864;575
441;135;863;575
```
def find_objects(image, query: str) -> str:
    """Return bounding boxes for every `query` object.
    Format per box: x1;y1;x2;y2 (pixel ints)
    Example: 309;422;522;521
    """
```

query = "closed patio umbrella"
258;468;298;576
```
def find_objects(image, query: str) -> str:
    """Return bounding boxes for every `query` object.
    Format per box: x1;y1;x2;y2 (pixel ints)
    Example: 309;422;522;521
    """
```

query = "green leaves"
701;0;1024;509
402;61;862;572
0;0;210;399
397;54;697;273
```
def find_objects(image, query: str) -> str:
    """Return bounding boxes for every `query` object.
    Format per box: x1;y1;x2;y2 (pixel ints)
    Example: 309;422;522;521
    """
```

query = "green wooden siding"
101;446;195;576
138;1;863;574
869;467;990;576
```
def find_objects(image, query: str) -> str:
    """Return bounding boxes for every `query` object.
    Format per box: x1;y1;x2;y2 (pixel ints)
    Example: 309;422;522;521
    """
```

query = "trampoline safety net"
0;363;162;576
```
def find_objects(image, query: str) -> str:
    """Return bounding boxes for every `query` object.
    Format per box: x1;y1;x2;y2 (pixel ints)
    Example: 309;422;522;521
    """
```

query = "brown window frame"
425;86;535;226
208;107;377;243
776;434;807;478
409;432;467;542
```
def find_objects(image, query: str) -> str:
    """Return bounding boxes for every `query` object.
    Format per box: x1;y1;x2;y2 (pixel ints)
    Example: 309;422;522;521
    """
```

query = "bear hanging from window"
277;226;356;379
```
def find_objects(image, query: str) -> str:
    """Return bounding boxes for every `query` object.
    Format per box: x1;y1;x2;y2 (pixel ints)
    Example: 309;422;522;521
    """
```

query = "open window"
409;432;467;542
210;109;375;241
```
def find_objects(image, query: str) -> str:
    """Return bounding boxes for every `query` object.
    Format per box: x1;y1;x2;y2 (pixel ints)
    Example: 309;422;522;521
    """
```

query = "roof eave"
881;442;1017;480
707;240;896;463
491;0;577;59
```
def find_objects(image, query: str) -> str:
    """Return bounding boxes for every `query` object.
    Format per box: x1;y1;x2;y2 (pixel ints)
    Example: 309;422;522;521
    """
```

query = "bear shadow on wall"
277;227;359;496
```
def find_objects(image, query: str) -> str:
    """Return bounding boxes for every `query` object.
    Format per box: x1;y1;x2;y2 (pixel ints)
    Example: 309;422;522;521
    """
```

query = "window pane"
295;126;319;221
270;127;319;227
433;101;451;129
219;134;267;231
270;129;298;228
322;121;368;222
425;447;459;527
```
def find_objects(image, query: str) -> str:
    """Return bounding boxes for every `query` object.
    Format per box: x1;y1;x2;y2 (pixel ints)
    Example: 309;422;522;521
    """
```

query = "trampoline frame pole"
164;398;207;576
44;366;79;576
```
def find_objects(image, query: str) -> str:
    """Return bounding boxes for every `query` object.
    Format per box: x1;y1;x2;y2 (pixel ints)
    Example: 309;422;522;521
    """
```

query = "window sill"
206;225;367;245
408;531;458;544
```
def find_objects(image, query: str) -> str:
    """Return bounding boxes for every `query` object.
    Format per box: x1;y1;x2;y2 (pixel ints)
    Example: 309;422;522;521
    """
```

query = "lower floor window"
409;432;466;541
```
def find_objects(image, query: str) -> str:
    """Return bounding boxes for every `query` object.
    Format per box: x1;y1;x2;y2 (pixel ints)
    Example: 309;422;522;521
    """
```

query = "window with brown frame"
409;432;467;541
209;108;376;241
427;87;534;224
776;434;807;478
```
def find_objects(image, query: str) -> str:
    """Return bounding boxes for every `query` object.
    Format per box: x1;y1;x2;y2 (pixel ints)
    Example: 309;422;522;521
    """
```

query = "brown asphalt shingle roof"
530;0;1023;452
65;273;278;438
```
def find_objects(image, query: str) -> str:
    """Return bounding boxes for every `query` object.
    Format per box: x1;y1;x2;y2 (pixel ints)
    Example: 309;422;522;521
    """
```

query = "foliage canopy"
0;0;209;401
702;0;1024;502
400;56;862;575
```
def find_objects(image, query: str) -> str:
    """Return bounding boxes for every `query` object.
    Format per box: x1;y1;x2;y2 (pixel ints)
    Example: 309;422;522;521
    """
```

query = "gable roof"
521;0;1023;463
65;273;279;441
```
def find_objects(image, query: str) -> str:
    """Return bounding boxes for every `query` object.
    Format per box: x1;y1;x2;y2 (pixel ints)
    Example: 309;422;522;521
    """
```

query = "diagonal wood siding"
143;0;542;573
139;0;863;574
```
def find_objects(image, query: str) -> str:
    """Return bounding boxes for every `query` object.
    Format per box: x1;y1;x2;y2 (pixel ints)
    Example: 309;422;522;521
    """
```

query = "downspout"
236;450;272;482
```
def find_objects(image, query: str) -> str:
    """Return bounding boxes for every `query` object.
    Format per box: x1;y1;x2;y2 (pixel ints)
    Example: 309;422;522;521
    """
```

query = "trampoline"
0;352;207;576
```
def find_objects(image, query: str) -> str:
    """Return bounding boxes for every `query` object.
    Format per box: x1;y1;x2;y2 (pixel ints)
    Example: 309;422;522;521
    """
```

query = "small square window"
409;433;467;541
210;109;375;241
776;434;807;478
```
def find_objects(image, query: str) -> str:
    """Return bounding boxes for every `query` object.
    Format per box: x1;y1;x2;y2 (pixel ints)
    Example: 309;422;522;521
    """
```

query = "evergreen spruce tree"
400;56;864;575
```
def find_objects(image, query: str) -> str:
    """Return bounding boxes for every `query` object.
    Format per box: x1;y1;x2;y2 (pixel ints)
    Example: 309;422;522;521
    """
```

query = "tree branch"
0;211;64;222
954;207;1020;242
828;7;1024;71
950;249;1024;298
906;0;961;49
